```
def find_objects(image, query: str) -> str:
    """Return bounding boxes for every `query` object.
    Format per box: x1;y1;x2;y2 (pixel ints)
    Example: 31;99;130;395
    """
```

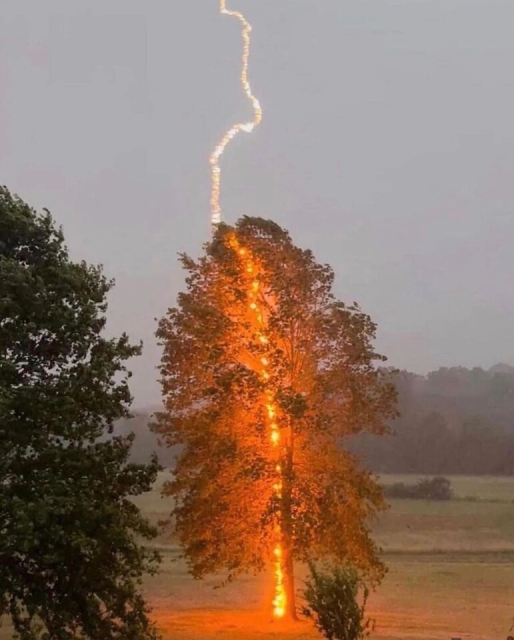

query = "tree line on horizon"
352;364;514;476
121;364;514;477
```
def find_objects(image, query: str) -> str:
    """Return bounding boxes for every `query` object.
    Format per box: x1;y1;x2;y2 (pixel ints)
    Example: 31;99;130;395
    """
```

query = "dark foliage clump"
385;476;453;500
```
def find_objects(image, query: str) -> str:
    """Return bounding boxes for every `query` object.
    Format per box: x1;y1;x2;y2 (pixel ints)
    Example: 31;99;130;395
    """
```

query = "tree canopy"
0;187;160;639
155;216;396;618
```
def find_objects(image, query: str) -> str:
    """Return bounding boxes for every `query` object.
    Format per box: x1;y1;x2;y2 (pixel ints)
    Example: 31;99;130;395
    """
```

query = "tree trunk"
281;436;298;621
283;545;298;620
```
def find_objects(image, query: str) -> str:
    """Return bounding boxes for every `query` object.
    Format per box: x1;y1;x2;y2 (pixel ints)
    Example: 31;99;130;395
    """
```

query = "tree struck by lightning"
155;217;396;620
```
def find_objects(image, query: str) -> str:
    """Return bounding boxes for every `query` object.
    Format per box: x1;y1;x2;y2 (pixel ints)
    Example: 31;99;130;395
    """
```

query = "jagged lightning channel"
210;1;263;227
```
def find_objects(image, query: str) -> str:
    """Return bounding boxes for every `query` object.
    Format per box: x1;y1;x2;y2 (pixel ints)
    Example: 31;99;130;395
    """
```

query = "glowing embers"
210;1;263;226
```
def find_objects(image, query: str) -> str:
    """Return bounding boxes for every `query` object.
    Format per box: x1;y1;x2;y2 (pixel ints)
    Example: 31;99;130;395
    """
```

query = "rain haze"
2;0;514;407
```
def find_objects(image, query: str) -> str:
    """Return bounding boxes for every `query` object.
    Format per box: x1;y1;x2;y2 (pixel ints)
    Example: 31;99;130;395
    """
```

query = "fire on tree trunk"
282;544;297;620
280;431;298;620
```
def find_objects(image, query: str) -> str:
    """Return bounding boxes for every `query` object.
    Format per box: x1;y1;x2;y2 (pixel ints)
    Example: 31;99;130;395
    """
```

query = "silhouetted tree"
0;188;160;639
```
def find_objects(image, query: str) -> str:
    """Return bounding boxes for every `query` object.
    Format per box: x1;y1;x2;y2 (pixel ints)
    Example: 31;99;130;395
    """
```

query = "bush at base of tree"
302;563;374;640
384;476;453;500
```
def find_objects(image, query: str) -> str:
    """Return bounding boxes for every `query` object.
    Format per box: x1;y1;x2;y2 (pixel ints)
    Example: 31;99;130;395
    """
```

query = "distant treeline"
350;363;514;476
119;363;514;476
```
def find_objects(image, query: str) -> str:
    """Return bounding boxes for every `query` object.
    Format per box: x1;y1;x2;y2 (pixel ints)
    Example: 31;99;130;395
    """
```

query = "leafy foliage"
155;216;396;615
0;187;161;639
302;563;374;640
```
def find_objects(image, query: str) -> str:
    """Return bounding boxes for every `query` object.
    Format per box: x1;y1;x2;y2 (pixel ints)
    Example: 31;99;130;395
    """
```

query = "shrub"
302;564;374;640
385;482;417;499
385;476;453;501
417;476;453;500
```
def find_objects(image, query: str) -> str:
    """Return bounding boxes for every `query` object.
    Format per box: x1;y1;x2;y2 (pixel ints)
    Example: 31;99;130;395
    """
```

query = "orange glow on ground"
152;609;312;640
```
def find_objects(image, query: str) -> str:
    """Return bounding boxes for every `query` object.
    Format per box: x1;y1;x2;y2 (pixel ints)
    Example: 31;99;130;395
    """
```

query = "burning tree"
155;217;396;619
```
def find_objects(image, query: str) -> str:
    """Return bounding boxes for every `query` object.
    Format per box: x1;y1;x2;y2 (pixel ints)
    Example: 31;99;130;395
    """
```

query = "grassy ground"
147;551;514;640
381;474;514;503
143;474;514;640
2;475;514;639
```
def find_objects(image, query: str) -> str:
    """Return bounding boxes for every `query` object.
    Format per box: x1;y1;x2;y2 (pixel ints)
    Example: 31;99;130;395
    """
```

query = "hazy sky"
2;0;514;407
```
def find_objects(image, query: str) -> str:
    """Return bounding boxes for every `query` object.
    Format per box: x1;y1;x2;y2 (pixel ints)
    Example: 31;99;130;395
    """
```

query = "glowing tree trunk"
281;438;298;620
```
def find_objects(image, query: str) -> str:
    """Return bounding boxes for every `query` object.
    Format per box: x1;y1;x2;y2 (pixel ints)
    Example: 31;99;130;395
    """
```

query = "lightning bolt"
210;3;284;620
210;0;263;227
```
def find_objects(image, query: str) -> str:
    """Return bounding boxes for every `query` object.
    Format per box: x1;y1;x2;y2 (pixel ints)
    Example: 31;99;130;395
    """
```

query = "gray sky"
2;0;514;407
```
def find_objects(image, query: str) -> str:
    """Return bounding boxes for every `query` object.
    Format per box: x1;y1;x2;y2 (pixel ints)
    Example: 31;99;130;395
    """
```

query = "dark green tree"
0;187;161;639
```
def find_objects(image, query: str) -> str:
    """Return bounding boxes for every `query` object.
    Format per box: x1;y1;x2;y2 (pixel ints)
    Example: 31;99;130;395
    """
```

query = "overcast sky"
2;0;514;407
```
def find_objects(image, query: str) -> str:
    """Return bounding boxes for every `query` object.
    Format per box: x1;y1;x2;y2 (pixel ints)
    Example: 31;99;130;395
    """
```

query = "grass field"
2;475;514;639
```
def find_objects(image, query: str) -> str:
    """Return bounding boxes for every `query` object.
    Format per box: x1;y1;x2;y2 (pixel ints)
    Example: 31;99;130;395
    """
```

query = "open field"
381;475;514;504
2;475;514;639
143;475;514;640
146;550;514;640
